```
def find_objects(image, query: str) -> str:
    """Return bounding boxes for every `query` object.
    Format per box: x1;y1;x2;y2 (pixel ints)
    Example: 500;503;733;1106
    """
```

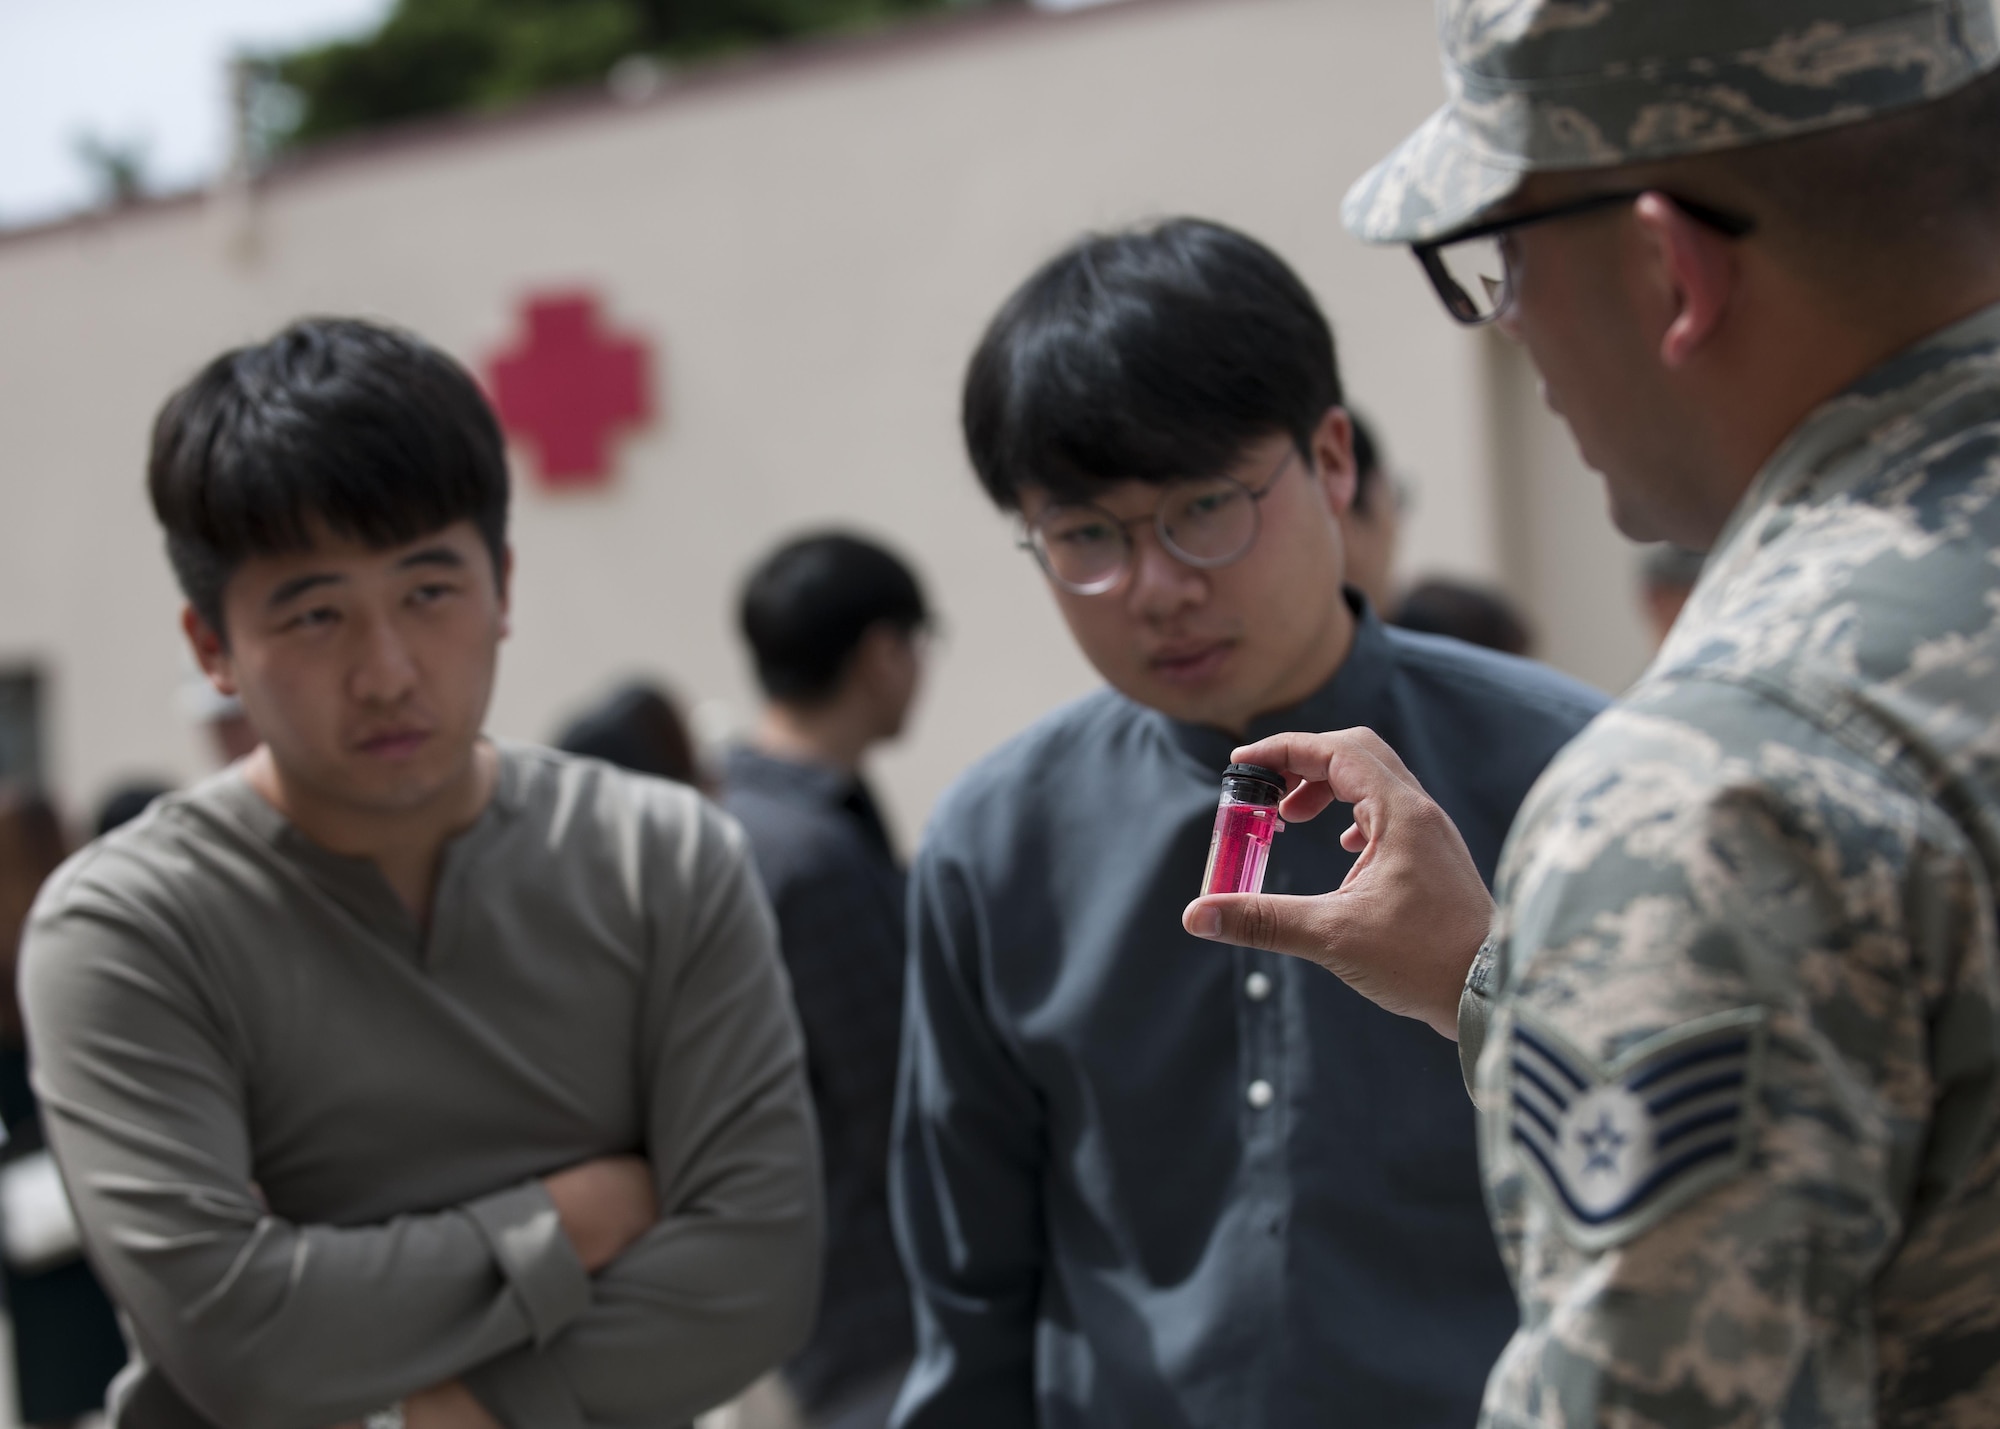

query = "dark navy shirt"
890;605;1607;1429
723;747;913;1412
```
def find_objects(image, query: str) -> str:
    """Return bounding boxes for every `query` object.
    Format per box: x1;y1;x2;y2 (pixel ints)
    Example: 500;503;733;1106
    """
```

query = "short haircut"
1393;579;1533;657
1670;66;2000;302
740;533;927;705
962;218;1343;510
148;317;509;634
556;682;699;787
95;780;174;838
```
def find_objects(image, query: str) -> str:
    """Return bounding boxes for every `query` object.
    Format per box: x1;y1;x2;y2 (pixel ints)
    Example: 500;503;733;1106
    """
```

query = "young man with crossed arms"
23;319;821;1428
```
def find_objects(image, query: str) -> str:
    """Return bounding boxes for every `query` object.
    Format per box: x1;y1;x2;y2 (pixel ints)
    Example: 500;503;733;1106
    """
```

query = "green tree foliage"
270;0;972;148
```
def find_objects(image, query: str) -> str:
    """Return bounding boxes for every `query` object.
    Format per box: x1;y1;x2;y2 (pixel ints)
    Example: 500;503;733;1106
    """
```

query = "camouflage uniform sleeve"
1475;677;2000;1428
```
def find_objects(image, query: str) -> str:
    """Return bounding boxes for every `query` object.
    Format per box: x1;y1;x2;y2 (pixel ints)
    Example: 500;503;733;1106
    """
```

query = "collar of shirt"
1157;590;1395;774
205;742;527;961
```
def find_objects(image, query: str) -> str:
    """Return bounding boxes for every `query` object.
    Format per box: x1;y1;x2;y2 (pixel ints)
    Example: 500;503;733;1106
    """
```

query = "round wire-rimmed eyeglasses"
1018;446;1300;596
1412;189;1756;327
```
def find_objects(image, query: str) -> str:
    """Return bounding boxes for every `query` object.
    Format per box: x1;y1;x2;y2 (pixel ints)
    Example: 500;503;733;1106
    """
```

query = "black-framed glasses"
1019;447;1299;595
1413;190;1756;327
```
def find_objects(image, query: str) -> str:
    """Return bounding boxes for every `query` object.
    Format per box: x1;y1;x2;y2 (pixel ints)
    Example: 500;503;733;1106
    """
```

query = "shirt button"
1246;1079;1274;1110
1244;971;1272;1002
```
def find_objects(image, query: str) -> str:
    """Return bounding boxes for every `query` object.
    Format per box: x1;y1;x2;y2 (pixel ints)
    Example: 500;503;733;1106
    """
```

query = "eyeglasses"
1019;447;1299;596
1412;190;1756;327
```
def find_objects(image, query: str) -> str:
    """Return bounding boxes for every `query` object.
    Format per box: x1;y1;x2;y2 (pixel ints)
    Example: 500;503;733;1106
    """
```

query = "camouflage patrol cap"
1344;0;2000;245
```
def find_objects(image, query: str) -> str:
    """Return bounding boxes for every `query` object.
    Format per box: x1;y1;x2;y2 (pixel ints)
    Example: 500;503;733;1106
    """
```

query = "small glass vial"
1201;763;1286;897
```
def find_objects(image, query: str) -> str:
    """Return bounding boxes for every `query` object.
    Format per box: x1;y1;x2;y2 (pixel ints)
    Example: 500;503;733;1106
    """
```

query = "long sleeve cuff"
1457;937;1498;1106
463;1344;587;1429
465;1181;591;1347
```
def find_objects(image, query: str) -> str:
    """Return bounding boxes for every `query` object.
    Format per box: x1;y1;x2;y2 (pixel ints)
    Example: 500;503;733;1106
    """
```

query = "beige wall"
0;0;1648;844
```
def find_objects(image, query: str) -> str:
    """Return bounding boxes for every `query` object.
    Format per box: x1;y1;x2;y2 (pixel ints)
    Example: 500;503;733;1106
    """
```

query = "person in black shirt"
723;532;929;1429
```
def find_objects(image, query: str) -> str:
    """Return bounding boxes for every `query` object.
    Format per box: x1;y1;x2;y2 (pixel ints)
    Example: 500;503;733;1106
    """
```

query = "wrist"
1428;927;1490;1040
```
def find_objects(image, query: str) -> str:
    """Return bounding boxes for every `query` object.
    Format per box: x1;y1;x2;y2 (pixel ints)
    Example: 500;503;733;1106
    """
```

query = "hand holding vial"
1183;728;1492;1040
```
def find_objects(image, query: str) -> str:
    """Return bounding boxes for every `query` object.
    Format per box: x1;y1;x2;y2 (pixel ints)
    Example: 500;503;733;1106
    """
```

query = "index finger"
1230;728;1420;822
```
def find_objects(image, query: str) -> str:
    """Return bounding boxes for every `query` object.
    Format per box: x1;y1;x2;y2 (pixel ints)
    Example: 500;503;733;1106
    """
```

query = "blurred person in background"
0;786;127;1429
890;219;1607;1429
723;531;927;1429
20;318;820;1429
555;679;703;789
1392;577;1535;656
92;782;176;839
1637;543;1707;653
1334;410;1403;615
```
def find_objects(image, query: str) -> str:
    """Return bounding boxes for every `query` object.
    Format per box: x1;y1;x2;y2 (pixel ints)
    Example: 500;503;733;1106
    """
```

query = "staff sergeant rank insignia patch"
1507;1006;1768;1250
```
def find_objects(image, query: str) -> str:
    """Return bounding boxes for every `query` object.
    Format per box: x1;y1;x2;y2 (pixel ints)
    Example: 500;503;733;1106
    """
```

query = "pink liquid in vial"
1202;802;1284;896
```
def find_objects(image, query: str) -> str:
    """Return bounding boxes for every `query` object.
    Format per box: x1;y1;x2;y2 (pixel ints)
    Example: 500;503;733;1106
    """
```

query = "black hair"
1393;579;1533;657
1349;410;1383;516
148;317;510;634
555;682;699;786
740;532;927;705
94;780;175;837
961;218;1343;510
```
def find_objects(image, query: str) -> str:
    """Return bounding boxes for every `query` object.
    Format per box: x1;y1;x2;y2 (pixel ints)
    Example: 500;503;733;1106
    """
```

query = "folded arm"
21;906;591;1429
460;804;824;1428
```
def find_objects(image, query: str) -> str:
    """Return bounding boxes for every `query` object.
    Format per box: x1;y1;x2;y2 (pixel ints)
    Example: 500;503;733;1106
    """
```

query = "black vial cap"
1220;762;1284;804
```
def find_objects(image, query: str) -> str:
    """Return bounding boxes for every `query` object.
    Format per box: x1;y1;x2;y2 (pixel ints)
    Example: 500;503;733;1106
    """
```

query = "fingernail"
1186;905;1221;939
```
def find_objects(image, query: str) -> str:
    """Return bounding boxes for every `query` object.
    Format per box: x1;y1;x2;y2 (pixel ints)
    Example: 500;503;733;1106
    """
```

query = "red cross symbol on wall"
487;292;654;489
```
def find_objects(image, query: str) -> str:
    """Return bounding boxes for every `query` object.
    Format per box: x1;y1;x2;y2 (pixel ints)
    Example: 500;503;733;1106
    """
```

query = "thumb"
1184;890;1338;961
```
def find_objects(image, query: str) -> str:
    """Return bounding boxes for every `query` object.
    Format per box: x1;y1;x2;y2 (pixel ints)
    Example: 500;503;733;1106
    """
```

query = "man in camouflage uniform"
1183;1;2000;1423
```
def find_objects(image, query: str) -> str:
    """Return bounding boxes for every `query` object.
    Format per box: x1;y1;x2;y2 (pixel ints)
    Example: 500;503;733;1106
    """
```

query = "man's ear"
854;622;919;704
181;606;238;698
1634;192;1738;370
1308;406;1358;516
854;622;899;683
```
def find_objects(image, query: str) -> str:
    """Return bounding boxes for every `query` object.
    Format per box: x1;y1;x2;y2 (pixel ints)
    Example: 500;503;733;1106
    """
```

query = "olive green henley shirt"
19;743;822;1429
